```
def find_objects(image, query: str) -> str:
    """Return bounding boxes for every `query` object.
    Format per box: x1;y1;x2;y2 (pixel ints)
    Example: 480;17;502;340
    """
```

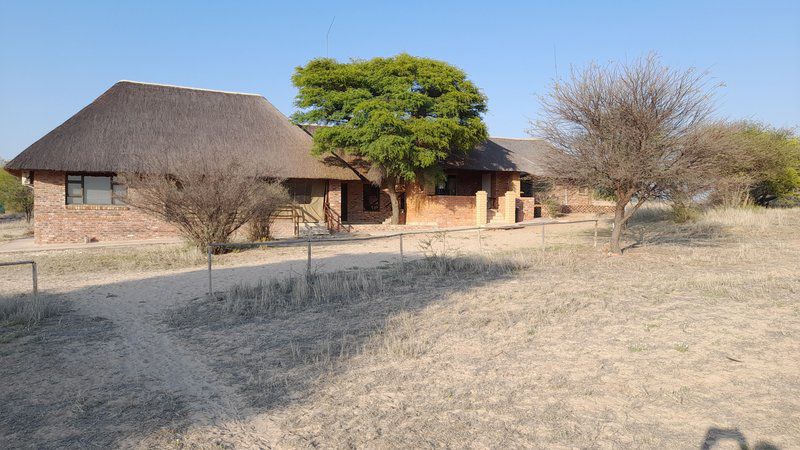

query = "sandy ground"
1;212;799;448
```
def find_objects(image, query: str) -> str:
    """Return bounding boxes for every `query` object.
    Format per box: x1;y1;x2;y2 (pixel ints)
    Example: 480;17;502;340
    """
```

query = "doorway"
340;183;348;222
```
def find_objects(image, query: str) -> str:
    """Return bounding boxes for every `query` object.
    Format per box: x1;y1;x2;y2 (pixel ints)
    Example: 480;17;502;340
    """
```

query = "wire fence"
206;219;600;295
0;260;38;297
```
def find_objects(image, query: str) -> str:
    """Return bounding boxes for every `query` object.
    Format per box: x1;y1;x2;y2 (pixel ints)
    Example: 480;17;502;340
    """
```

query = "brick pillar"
504;189;519;224
327;180;342;231
476;191;488;226
328;180;342;217
510;172;521;196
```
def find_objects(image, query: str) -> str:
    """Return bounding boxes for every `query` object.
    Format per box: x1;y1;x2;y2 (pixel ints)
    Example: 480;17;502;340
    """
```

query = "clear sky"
1;0;798;160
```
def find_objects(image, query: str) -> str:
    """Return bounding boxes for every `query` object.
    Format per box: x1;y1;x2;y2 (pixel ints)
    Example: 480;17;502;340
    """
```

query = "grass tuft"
0;294;60;327
218;252;534;319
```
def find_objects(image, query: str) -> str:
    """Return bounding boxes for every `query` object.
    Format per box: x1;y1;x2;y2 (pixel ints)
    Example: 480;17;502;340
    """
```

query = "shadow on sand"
2;248;529;447
700;427;779;450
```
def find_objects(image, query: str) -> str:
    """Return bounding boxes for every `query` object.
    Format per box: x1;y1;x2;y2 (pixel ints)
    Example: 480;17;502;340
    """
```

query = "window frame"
435;175;458;196
362;184;381;212
65;173;125;205
287;179;313;205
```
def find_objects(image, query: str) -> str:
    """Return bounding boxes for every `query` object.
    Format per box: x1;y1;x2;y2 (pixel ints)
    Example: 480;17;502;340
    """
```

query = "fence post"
399;233;404;265
593;220;598;248
207;245;213;296
306;234;312;277
31;262;38;297
541;223;546;247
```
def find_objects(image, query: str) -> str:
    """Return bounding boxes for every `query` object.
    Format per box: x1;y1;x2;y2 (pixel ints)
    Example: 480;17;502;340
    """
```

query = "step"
298;222;330;236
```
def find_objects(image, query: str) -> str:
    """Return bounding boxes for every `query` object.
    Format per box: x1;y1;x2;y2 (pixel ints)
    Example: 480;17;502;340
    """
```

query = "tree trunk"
610;199;627;254
384;185;401;225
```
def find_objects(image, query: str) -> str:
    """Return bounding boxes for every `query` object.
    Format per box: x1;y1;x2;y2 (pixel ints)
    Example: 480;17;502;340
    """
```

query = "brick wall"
406;180;477;227
516;197;540;221
33;170;177;244
342;181;393;224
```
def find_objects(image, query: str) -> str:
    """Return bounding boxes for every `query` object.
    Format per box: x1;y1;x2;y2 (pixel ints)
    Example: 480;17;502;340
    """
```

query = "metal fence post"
207;245;213;295
31;262;38;297
306;234;312;277
541;223;546;247
593;220;598;248
399;233;404;265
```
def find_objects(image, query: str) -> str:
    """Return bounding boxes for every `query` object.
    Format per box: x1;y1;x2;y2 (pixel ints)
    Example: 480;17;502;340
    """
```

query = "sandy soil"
1;212;798;448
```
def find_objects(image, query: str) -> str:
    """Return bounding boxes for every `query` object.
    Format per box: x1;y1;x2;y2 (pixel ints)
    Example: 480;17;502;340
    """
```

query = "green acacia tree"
736;122;800;206
291;54;488;224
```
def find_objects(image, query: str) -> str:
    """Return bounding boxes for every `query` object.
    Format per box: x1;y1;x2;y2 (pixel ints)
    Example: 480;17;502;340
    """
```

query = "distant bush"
670;202;701;223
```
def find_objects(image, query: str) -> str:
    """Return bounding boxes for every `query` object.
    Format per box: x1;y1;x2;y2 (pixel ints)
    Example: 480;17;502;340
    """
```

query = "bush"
0;168;33;223
671;202;701;223
119;156;290;253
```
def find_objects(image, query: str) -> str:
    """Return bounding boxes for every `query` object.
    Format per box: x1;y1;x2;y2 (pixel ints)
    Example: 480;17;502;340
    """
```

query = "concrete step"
298;222;330;236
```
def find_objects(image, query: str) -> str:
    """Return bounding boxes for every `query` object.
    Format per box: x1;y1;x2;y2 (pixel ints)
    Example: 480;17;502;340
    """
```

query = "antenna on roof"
553;44;559;80
326;16;336;57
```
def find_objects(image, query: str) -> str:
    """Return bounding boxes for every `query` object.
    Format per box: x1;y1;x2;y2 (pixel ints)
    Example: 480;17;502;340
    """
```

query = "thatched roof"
444;137;552;176
5;81;359;180
301;125;552;177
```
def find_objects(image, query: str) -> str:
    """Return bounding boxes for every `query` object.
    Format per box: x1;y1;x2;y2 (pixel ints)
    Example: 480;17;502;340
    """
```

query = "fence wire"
206;219;600;295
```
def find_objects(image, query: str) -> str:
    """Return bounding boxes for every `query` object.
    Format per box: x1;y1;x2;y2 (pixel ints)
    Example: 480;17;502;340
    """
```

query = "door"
482;173;493;209
481;173;492;194
340;183;348;222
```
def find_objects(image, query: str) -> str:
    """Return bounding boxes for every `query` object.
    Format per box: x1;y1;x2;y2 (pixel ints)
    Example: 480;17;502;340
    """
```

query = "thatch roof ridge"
6;81;360;181
115;80;264;97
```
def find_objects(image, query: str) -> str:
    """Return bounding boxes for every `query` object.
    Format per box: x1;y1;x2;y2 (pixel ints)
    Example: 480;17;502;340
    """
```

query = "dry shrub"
628;203;673;225
119;155;290;253
0;294;60;327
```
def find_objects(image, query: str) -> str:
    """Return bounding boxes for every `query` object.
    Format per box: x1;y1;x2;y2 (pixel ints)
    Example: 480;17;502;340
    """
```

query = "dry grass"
0;215;32;242
216;252;533;319
0;294;60;328
2;207;798;448
0;244;206;277
161;207;800;448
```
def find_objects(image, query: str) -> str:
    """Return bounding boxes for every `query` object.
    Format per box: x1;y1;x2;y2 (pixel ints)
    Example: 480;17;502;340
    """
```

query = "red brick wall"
492;172;512;198
516;197;540;221
406;182;477;227
342;181;393;224
33;170;177;244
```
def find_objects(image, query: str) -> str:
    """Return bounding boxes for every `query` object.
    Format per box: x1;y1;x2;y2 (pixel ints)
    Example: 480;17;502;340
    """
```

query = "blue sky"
1;0;798;160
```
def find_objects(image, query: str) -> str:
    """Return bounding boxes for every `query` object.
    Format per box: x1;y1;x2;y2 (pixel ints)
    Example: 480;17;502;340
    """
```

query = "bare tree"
118;154;290;253
533;54;725;253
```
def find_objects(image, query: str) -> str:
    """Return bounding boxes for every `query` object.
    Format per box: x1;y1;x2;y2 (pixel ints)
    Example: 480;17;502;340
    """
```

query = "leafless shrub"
118;154;290;253
533;54;729;253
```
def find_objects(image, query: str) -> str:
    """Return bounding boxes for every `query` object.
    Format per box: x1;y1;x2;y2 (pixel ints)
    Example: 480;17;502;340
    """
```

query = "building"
4;81;610;244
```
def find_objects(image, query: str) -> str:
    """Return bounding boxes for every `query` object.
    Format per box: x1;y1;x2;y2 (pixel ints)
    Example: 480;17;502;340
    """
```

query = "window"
66;174;125;205
435;175;457;196
288;180;313;204
520;180;534;198
363;184;381;211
